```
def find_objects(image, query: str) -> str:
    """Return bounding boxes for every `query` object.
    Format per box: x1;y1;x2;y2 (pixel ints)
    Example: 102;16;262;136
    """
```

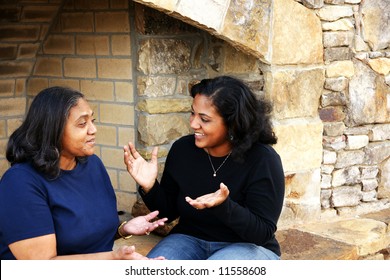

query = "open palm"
124;142;158;190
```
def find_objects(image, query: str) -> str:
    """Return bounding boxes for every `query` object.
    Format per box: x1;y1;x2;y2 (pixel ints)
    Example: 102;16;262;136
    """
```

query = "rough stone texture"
331;185;362;207
273;118;323;173
138;114;191;146
276;229;358;260
137;76;177;97
348;60;390;126
272;0;323;65
300;217;390;256
361;0;390;51
137;98;192;114
378;158;390;199
138;39;192;74
264;68;324;120
222;0;271;62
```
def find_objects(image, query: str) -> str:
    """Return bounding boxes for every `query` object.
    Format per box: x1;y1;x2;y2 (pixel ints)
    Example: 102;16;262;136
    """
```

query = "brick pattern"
0;0;62;175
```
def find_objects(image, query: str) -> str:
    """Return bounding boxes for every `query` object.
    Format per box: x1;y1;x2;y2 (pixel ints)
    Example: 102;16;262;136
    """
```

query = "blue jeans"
147;233;280;260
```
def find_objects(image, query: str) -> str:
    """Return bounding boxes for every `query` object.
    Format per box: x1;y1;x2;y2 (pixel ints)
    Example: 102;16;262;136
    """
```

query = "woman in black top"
124;76;285;260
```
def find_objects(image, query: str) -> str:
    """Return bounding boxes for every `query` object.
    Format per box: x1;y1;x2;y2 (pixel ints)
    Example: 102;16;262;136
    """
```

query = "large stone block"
137;76;177;97
272;0;323;65
361;0;390;51
137;98;192;114
348;60;390;126
138;39;191;74
222;0;271;62
138;113;191;145
273;118;323;173
265;68;324;120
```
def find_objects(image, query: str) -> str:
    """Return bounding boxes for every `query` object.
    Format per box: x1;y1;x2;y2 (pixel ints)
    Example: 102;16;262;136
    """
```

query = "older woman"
0;87;166;260
124;76;285;260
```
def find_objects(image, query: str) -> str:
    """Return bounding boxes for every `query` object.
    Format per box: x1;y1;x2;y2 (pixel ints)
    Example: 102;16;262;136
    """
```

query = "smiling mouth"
194;132;205;138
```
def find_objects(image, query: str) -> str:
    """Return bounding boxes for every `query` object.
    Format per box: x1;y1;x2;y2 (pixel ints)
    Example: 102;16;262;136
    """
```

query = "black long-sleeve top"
140;135;285;256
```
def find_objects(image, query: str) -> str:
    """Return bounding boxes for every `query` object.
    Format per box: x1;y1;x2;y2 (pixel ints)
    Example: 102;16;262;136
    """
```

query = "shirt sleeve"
139;147;181;222
0;167;54;246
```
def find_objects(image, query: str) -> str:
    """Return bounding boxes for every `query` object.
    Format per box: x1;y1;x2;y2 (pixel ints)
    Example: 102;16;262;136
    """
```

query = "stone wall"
0;0;389;228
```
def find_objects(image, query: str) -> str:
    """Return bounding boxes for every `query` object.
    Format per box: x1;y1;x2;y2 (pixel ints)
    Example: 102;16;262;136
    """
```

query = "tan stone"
322;18;354;31
300;218;390;256
137;98;192;114
326;60;355;78
285;169;321;201
133;0;179;12
361;0;390;51
223;44;258;73
137;76;176;97
176;0;228;31
138;114;191;146
221;0;271;62
264;68;324;120
367;58;390;76
273;118;323;173
138;39;191;74
272;0;323;65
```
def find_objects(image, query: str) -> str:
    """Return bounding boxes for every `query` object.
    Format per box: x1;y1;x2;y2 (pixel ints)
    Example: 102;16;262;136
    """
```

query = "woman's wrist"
117;221;132;239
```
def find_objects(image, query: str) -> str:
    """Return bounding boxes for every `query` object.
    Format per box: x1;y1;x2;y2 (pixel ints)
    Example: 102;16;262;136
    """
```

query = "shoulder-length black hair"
190;75;277;162
6;86;85;179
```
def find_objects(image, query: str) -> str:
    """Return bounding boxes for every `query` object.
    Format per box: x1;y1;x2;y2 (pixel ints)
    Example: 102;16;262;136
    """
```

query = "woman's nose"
89;122;97;134
190;117;200;129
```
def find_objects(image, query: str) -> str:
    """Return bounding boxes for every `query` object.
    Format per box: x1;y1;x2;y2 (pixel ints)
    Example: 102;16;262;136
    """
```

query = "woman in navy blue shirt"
0;87;166;260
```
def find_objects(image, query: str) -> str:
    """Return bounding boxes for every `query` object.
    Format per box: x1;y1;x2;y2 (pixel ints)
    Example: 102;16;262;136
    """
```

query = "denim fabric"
147;233;280;260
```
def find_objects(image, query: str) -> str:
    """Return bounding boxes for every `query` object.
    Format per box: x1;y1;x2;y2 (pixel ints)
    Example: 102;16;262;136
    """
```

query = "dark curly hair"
6;86;85;179
190;76;277;162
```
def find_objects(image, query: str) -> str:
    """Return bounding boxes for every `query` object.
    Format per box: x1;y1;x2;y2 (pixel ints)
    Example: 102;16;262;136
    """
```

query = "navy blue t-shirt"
0;155;119;259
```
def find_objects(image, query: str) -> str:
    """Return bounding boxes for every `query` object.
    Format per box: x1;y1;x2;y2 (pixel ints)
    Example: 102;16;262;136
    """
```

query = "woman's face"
190;94;231;156
60;98;97;169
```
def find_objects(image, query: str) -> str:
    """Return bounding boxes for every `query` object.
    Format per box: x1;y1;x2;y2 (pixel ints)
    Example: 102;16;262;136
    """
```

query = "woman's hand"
185;183;230;210
113;245;165;260
123;210;168;236
124;142;159;191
